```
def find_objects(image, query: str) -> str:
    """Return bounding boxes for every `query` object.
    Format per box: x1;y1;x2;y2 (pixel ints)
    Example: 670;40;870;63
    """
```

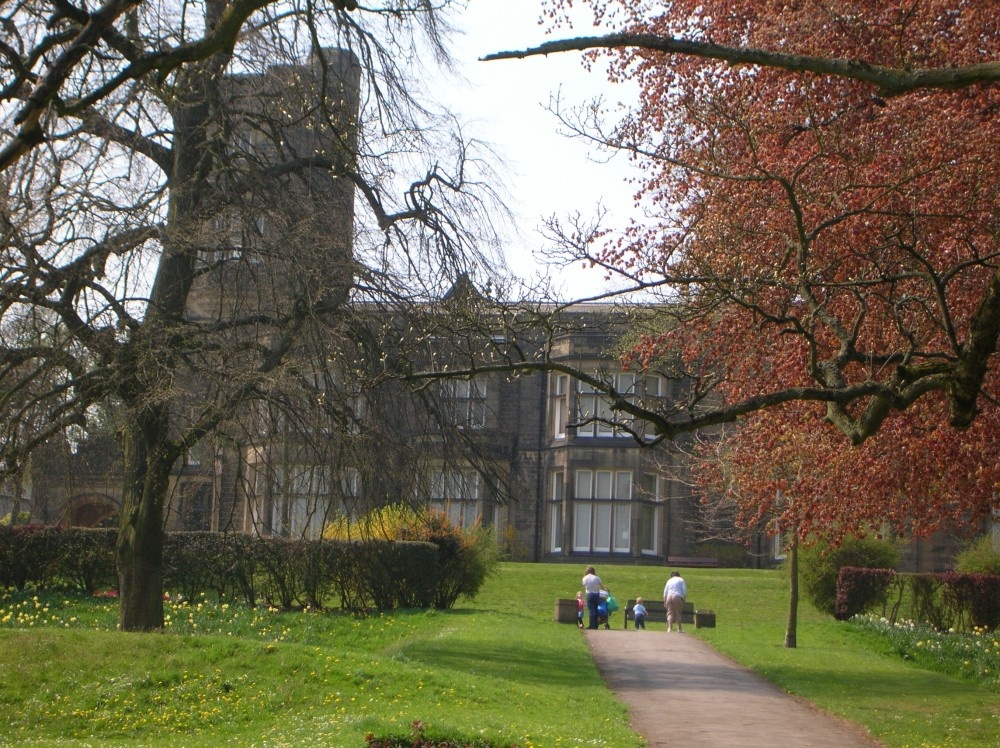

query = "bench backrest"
625;599;667;617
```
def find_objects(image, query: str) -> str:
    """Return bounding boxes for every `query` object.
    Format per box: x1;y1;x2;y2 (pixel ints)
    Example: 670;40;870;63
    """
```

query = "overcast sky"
431;0;642;296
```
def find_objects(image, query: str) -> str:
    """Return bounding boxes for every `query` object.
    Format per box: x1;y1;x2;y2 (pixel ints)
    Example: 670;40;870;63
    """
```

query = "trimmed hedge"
834;566;896;621
836;566;1000;631
0;525;479;612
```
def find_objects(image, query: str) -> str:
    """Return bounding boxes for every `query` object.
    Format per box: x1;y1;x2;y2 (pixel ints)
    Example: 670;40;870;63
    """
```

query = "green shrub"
331;540;439;611
400;511;502;609
0;511;32;526
799;535;901;616
694;541;750;568
327;503;501;609
954;535;1000;576
909;573;951;631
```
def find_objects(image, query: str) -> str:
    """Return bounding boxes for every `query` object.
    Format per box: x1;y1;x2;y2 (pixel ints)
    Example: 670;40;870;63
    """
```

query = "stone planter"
555;598;579;624
695;609;717;628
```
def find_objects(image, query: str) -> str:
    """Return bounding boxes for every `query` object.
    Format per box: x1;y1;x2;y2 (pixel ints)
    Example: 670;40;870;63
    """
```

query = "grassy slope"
0;563;997;747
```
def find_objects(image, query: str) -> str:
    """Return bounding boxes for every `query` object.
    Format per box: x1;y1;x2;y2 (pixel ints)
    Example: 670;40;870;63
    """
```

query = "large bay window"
572;469;632;553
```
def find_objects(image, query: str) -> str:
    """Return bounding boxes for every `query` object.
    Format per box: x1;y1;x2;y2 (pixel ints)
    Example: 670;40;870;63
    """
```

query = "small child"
632;597;648;630
576;591;585;628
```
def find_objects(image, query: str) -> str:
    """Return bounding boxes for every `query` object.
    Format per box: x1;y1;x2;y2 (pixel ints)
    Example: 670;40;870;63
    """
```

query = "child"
576;591;585;628
632;597;648;630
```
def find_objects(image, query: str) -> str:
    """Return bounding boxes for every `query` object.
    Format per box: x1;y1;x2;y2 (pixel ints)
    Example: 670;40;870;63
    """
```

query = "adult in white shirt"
581;566;606;630
662;571;687;632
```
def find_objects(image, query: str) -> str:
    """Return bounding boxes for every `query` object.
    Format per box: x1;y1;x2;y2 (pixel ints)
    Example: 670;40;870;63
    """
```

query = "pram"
596;590;618;629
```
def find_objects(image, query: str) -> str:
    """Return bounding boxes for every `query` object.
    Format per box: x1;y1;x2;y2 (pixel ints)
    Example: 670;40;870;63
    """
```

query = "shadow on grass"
402;636;593;687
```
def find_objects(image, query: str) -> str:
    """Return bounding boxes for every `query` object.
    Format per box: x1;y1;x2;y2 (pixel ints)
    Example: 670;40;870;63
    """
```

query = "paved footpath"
584;629;883;747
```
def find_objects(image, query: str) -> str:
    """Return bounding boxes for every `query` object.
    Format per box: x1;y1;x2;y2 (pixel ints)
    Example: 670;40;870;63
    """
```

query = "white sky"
432;0;642;297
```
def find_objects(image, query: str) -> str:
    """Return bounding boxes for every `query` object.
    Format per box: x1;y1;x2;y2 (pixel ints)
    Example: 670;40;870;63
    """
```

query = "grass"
0;563;997;747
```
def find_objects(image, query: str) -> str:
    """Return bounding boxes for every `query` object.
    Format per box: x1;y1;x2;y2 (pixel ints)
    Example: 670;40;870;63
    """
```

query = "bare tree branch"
482;33;1000;97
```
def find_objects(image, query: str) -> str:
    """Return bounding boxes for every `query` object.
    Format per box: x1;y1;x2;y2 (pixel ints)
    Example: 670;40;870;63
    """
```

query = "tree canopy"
490;0;999;444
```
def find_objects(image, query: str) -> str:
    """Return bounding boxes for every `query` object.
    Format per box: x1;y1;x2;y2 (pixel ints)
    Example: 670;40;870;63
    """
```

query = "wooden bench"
667;556;720;568
623;598;694;629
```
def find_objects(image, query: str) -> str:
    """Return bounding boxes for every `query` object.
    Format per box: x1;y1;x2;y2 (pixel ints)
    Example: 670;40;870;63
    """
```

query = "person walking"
663;571;687;632
582;566;606;630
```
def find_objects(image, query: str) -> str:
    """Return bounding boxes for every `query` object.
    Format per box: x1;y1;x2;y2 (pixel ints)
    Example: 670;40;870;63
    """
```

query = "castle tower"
186;47;362;323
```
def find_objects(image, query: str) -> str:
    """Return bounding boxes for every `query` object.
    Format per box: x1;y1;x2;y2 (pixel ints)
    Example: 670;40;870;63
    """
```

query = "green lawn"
0;563;997;747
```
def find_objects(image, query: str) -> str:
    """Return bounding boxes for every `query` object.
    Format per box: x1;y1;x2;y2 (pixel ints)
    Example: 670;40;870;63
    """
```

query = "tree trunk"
117;404;174;631
784;529;799;648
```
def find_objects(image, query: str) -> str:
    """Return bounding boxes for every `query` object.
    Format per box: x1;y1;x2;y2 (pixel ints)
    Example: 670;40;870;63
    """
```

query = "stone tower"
186;47;362;323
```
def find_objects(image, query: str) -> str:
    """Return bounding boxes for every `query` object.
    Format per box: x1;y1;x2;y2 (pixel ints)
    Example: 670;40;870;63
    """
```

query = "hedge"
0;525;486;612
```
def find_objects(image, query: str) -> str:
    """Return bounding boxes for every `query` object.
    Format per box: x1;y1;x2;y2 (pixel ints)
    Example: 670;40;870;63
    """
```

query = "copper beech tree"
486;1;999;538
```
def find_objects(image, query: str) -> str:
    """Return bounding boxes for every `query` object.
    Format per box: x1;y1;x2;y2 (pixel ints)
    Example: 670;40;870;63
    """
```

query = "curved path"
584;629;882;747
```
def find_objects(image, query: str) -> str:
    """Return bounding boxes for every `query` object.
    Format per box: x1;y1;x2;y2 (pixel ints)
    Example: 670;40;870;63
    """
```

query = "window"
549;471;564;552
441;378;487;429
205;215;242;265
576;380;615;437
636;473;661;555
572;469;632;553
771;491;787;561
337;468;361;522
772;532;787;562
575;374;664;438
271;464;333;540
429;468;483;530
550;374;568;438
180;483;212;531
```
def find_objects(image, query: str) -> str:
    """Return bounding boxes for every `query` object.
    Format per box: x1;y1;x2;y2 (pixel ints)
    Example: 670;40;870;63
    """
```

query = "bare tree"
1;1;504;631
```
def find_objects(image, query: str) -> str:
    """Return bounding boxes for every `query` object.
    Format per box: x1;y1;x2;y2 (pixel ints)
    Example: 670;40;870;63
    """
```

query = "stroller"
596;590;618;629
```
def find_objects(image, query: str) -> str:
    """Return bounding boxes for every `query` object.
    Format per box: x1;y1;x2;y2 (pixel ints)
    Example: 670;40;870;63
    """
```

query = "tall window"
576;379;616;437
637;473;661;555
550;374;568;439
441;378;487;429
572;469;632;553
430;468;483;530
549;471;565;552
338;468;361;522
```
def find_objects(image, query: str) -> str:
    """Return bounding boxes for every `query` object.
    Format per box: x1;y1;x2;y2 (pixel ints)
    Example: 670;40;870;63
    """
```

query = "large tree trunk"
112;53;221;632
784;529;799;648
117;405;174;631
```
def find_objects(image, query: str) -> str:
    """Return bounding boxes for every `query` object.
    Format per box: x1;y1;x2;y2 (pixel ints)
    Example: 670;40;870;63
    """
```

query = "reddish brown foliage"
545;1;999;537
